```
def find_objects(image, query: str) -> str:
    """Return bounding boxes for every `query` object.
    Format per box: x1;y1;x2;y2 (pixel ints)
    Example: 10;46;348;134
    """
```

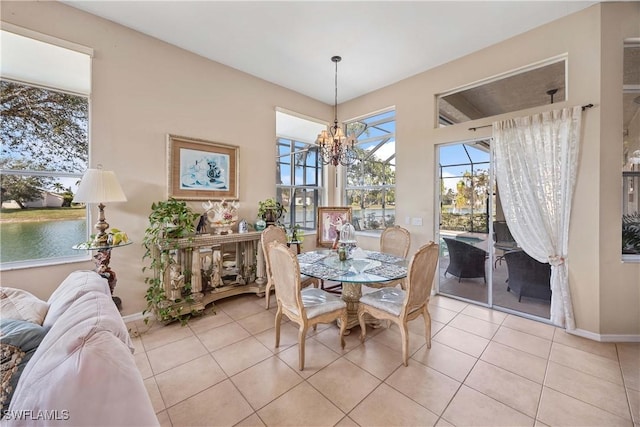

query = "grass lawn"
0;207;86;222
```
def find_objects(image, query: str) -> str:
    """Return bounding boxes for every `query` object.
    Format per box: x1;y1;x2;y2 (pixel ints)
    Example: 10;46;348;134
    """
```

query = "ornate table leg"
340;282;362;333
255;242;267;287
340;282;381;335
93;249;121;310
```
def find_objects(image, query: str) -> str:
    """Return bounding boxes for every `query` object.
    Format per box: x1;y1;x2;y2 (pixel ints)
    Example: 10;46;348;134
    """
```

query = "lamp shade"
73;168;127;203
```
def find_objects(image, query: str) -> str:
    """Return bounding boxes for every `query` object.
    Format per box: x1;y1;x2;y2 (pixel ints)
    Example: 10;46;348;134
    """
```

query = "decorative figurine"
196;214;208;234
168;264;185;301
202;199;239;234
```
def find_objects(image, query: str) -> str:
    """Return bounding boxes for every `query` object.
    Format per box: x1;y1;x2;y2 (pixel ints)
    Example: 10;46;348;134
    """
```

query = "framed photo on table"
317;207;352;247
167;134;239;200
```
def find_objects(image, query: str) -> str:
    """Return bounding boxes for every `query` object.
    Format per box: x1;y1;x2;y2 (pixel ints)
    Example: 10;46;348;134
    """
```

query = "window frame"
344;108;397;235
0;27;92;270
275;134;324;233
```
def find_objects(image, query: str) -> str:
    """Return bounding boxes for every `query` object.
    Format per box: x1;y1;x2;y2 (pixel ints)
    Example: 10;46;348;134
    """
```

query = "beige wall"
0;1;331;315
598;3;640;335
340;2;639;336
2;1;638;336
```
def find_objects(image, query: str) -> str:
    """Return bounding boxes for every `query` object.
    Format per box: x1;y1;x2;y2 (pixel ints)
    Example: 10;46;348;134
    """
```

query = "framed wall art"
317;206;352;247
167;134;239;200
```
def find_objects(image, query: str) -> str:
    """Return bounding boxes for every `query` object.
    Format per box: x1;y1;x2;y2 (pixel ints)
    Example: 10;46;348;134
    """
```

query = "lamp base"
93;203;110;246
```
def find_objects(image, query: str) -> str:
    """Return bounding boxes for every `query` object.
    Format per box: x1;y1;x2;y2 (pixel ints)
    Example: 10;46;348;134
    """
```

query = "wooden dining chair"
365;225;411;290
261;225;318;309
358;241;439;366
268;242;347;370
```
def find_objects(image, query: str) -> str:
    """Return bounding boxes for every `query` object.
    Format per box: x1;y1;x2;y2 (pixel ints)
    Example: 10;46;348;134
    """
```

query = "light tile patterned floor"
128;294;640;427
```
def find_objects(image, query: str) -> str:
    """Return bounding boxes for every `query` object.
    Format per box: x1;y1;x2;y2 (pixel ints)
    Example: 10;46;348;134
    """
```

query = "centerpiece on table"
203;199;239;235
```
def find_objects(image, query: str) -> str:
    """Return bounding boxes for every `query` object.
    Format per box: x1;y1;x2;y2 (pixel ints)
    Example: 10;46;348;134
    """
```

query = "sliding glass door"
436;140;491;305
436;139;551;320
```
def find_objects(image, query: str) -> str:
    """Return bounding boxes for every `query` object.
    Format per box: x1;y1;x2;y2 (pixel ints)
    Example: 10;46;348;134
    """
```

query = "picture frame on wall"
167;134;239;200
317;206;352;247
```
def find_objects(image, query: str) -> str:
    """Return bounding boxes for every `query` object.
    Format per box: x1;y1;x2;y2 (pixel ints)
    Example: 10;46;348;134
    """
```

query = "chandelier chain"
315;55;358;167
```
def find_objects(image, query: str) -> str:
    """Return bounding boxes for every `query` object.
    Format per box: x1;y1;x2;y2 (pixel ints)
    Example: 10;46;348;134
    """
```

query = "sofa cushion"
43;270;110;328
0;319;48;412
0;288;49;325
8;331;158;426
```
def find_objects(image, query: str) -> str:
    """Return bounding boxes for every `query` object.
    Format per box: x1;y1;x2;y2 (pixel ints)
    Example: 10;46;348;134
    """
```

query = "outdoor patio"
437;236;551;320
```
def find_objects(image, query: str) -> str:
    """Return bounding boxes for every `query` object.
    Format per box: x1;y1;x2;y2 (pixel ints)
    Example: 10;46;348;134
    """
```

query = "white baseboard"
569;328;640;343
122;311;150;323
122;311;640;342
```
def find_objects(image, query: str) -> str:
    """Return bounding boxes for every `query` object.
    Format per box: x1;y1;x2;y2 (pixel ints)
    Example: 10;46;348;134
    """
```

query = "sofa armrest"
8;332;158;426
43;270;110;328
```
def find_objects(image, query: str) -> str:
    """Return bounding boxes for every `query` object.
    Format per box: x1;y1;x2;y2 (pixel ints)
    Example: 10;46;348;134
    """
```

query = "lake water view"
0;219;86;263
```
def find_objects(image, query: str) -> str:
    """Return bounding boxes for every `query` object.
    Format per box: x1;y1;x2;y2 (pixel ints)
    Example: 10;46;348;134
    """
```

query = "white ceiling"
63;1;596;105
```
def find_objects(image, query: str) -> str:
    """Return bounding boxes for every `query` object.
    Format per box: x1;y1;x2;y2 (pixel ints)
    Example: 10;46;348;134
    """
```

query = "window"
0;27;91;267
438;142;491;234
622;40;640;260
275;111;325;231
437;57;567;127
345;109;396;233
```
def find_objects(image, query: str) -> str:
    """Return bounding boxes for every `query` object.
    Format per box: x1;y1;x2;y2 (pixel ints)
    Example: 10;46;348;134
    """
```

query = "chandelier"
316;56;357;166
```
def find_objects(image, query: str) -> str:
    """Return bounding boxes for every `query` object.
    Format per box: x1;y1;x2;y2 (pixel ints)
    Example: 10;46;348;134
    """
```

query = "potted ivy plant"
142;198;201;324
258;197;286;225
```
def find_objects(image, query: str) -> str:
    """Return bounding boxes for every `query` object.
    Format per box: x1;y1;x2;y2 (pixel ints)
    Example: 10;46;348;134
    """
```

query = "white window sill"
0;254;90;271
622;254;640;263
355;230;383;238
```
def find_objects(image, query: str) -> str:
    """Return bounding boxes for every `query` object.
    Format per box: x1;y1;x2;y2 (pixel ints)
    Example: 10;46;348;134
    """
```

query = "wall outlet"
411;217;423;226
405;216;411;225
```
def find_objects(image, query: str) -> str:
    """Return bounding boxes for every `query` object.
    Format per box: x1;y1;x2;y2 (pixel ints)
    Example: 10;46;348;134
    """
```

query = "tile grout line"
131;294;638;427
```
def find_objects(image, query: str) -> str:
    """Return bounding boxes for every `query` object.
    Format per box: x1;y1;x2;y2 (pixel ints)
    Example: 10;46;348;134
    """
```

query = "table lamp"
73;166;127;247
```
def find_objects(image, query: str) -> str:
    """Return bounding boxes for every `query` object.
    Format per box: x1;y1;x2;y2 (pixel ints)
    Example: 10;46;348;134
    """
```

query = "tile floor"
128;293;640;427
438;251;551;319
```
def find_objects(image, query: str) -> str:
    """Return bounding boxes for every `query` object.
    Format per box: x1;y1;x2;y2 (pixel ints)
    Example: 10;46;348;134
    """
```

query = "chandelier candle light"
73;166;127;247
316;55;358;166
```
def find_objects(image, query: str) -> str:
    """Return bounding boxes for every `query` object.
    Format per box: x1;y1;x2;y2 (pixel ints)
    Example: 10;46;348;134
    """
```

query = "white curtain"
493;106;583;330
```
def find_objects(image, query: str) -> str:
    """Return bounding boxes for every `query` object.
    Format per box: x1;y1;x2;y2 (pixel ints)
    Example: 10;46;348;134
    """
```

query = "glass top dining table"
297;249;408;284
297;248;409;332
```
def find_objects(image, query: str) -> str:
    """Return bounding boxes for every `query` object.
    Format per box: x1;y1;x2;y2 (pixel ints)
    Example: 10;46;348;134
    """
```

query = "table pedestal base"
339;282;380;334
93;249;122;310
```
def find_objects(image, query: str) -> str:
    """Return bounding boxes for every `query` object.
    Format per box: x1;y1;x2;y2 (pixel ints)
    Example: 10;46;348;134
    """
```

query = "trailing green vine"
142;199;201;325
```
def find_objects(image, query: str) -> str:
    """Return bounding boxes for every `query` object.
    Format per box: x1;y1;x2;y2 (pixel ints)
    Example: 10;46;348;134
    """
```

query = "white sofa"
4;270;158;426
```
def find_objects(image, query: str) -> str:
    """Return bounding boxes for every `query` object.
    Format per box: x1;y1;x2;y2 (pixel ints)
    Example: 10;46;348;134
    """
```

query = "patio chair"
442;237;487;283
365;225;411;290
357;241;439;366
493;221;518;268
504;250;551;302
261;225;318;309
268;242;347;370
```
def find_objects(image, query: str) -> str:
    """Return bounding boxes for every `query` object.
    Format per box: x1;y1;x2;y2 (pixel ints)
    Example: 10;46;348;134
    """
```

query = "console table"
152;231;267;315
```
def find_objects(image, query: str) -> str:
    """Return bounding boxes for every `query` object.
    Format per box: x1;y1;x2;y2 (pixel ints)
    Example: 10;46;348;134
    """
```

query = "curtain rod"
468;103;594;131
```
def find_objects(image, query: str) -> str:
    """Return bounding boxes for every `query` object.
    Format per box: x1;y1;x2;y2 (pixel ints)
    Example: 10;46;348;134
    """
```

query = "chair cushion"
359;287;406;316
0;288;49;325
301;288;346;319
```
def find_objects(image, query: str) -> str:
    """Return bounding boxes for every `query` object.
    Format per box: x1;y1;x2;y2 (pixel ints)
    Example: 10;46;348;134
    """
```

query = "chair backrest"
493;221;515;244
504;250;551;284
267;242;304;315
443;237;487;258
261;225;292;280
380;226;411;258
403;241;439;316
